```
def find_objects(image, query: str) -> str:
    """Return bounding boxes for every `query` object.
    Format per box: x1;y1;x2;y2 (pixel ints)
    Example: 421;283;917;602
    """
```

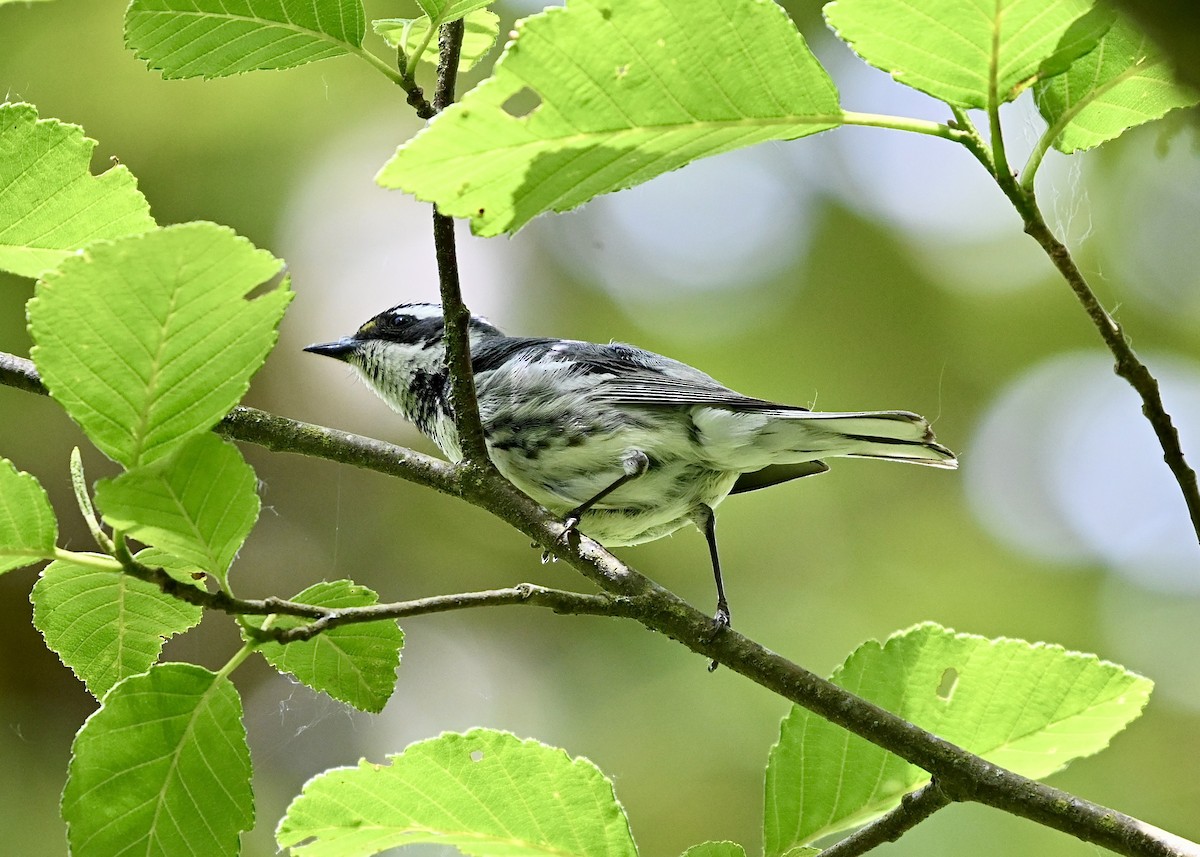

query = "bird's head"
303;302;504;426
305;302;504;363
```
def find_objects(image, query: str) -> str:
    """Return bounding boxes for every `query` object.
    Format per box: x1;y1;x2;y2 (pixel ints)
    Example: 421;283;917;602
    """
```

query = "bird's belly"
491;438;739;546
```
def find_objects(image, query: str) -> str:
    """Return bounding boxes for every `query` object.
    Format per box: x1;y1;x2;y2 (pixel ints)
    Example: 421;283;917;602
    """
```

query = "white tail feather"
758;410;957;469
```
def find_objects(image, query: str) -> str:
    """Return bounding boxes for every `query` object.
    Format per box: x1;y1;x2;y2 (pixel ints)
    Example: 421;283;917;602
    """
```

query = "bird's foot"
706;602;731;672
555;513;582;547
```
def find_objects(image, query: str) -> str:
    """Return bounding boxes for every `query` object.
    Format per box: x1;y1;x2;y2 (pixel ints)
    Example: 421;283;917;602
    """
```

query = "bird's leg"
691;504;730;628
692;504;729;672
557;450;650;544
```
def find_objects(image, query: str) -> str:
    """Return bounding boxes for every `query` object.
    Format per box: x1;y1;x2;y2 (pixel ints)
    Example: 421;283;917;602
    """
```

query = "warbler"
305;302;956;628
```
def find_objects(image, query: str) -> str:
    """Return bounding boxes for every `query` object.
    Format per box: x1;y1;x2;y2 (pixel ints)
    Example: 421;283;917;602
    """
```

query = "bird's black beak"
303;337;358;362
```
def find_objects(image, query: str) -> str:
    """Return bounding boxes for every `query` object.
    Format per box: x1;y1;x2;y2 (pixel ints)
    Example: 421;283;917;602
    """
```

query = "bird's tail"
761;409;957;469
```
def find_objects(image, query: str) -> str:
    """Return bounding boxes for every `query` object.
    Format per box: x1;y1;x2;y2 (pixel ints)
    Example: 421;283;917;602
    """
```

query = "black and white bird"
305;302;956;628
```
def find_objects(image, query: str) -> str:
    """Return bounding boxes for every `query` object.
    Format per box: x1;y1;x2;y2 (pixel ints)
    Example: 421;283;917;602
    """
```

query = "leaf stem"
351;45;406;85
1021;60;1161;193
986;5;1012;183
215;641;257;682
404;23;438;81
988;101;1012;184
1022;120;1064;193
840;110;967;142
52;548;122;572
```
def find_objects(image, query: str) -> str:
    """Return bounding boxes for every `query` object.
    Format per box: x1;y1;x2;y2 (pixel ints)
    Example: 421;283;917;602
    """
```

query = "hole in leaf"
501;87;542;118
936;667;958;701
470;750;484;762
245;264;288;301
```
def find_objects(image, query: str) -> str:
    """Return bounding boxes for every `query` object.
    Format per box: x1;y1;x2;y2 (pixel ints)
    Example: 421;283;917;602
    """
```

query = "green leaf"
251;579;403;713
125;0;367;79
63;663;254;857
682;844;751;857
0;457;56;574
96;433;259;584
1035;13;1200;153
0;102;154;279
277;728;637;857
824;0;1094;108
28;222;291;468
415;0;492;24
763;623;1152;853
32;549;203;699
378;0;840;236
374;9;500;73
1034;3;1118;82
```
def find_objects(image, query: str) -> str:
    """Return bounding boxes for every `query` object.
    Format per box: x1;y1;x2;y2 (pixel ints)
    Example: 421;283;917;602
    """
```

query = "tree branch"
1;351;1195;857
0;351;461;496
818;781;951;857
219;404;460;496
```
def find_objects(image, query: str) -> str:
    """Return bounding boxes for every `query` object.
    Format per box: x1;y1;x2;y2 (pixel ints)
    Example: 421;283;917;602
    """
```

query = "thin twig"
391;18;487;463
948;108;1200;546
397;58;435;120
1;349;1196;857
0;351;47;396
261;585;634;644
426;18;491;464
116;543;627;644
433;19;465;114
990;165;1200;545
818;782;951;857
1029;213;1200;539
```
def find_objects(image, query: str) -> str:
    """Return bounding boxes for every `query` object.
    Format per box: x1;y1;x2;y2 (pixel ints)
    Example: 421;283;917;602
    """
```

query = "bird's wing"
568;341;806;412
595;376;790;409
471;337;808;412
470;336;561;374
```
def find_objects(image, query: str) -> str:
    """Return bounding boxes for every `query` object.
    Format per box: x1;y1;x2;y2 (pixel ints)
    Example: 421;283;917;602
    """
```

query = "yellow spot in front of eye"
358;319;378;336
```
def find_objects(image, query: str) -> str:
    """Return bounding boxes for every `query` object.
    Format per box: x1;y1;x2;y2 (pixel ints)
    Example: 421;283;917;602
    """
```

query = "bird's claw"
714;606;731;629
556;515;581;546
706;603;731;672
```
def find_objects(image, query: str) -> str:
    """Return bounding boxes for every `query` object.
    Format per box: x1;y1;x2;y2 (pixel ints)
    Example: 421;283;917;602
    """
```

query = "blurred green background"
2;1;1199;855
